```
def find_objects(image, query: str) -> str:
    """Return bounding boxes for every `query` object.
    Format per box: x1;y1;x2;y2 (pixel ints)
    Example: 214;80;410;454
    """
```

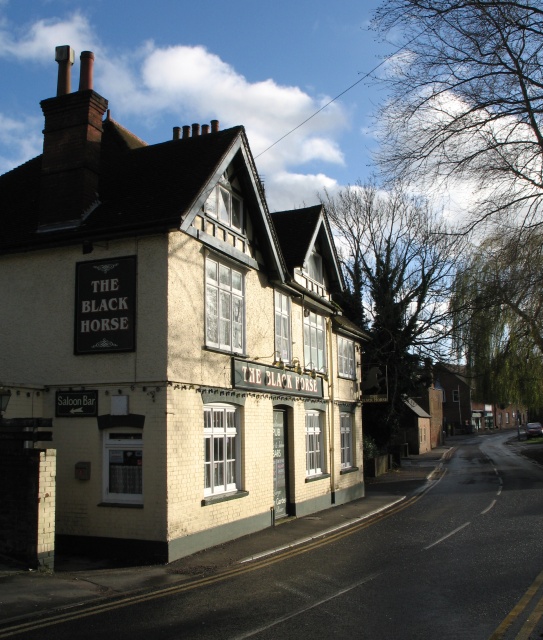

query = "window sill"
98;502;143;509
338;374;357;381
340;466;359;475
201;490;249;506
305;473;330;483
203;345;247;358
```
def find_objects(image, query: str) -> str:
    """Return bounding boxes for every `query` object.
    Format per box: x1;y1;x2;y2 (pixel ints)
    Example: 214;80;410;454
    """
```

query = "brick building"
0;47;368;563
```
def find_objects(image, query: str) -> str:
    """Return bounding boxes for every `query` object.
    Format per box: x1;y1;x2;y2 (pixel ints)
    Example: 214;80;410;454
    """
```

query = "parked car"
526;422;543;439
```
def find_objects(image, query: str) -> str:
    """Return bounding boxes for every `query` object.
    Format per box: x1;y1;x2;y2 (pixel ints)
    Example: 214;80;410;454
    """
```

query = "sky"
0;0;394;212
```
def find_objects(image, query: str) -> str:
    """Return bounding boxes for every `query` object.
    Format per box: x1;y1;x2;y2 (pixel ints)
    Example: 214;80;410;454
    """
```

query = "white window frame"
452;389;459;403
305;411;324;476
205;256;245;353
340;413;353;469
204;404;240;497
338;336;356;379
304;311;326;372
204;176;243;232
102;431;143;505
305;250;323;284
274;291;291;363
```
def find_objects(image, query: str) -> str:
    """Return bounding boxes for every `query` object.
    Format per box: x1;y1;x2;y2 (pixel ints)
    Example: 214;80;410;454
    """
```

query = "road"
4;432;543;639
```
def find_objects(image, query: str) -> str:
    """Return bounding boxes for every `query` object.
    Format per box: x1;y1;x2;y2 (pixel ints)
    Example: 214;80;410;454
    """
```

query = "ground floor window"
103;432;143;504
340;413;353;469
204;404;239;496
305;411;323;476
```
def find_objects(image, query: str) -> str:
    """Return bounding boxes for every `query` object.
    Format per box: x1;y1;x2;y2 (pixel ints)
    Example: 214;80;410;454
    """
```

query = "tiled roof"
332;314;370;341
270;205;322;272
0;120;244;253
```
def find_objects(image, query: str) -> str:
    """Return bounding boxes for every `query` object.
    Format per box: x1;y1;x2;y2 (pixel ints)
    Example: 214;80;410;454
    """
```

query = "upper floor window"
452;389;459;403
274;291;291;363
205;256;244;353
338;336;356;379
305;249;323;284
304;311;326;372
204;175;243;232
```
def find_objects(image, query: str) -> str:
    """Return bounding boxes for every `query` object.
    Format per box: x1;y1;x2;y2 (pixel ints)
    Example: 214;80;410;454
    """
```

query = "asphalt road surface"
6;432;543;640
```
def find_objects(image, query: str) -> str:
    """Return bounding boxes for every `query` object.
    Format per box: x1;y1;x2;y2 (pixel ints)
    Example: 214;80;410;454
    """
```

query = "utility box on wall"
75;461;91;481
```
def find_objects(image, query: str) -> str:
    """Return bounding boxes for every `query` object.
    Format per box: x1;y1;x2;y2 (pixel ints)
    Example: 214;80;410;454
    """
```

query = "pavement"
0;440;457;628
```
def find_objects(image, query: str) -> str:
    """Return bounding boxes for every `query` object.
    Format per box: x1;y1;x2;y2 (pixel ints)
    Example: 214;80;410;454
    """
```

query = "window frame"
274;290;292;363
304;311;326;372
204;177;243;232
204;404;240;497
205;255;245;354
340;413;353;469
102;431;143;505
452;389;459;403
305;249;323;284
305;411;324;477
338;336;356;379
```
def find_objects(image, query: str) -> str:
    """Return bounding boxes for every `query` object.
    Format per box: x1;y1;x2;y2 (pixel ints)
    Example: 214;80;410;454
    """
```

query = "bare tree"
373;0;543;230
321;181;464;444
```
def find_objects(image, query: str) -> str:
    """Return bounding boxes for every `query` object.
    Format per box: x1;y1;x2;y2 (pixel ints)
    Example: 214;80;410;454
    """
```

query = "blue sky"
0;0;393;211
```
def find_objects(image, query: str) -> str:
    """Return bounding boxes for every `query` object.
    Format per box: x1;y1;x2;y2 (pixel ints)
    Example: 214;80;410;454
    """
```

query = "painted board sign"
56;391;98;417
75;256;137;354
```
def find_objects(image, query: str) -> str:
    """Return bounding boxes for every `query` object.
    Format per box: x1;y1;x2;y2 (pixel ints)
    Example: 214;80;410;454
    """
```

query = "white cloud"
0;112;42;173
0;12;97;61
0;12;350;210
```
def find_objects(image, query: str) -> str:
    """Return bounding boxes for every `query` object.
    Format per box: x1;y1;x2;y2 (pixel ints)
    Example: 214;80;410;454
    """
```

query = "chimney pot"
211;119;219;133
192;123;200;137
55;45;75;96
182;125;190;139
79;51;95;91
202;124;210;135
173;126;181;140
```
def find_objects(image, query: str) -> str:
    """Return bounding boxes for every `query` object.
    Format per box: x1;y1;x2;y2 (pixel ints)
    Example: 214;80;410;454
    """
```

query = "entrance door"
273;410;289;519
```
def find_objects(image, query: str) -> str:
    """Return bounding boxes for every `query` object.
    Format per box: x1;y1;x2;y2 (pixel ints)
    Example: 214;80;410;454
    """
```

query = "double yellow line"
0;492;425;638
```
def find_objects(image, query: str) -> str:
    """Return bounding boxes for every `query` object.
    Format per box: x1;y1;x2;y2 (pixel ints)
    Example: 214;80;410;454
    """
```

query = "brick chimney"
38;46;108;230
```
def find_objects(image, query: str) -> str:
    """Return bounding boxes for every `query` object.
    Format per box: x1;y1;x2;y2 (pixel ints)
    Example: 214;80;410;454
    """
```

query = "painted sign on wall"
232;358;323;399
75;256;137;354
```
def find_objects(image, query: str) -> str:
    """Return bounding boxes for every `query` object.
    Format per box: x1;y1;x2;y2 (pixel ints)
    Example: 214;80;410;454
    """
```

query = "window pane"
220;291;231;347
231;195;242;230
219;264;231;288
109;449;142;494
206;285;219;344
232;270;242;292
204;187;218;218
206;259;218;283
219;187;230;224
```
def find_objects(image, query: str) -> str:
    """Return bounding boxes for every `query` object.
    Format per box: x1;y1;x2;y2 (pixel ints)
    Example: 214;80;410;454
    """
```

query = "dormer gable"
271;204;344;301
180;129;285;280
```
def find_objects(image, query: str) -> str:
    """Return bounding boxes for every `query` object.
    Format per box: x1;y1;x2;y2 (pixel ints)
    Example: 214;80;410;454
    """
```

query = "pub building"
0;47;369;563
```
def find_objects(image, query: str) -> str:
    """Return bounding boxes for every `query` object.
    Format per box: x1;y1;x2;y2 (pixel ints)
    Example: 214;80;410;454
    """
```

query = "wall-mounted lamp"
0;388;11;415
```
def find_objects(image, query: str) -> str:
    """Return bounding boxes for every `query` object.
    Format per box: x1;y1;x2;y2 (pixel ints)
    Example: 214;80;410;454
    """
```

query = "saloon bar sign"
232;358;323;399
56;391;98;417
75;256;136;354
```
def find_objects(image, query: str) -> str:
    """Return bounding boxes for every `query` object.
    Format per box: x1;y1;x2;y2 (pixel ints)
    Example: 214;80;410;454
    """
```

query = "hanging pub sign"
75;256;137;354
232;358;323;399
361;363;388;403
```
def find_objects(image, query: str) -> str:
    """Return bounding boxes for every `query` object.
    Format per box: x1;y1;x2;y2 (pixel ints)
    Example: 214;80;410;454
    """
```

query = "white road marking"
423;522;471;550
